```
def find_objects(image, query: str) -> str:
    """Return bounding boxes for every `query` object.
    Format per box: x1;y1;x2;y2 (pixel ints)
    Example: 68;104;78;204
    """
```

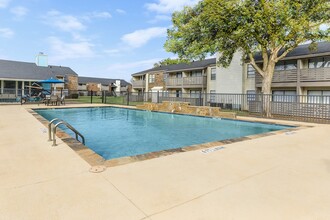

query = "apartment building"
78;76;131;96
0;55;78;96
249;41;330;102
0;53;130;102
131;41;330;104
131;58;216;97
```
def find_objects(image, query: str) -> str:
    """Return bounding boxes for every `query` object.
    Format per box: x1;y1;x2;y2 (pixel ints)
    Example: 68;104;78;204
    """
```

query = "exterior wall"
86;83;99;92
146;71;165;91
66;75;78;91
78;84;87;91
207;65;217;93
210;52;244;93
242;63;256;93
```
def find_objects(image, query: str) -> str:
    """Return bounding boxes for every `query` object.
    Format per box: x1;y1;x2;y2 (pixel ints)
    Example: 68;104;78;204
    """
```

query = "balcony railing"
256;69;298;84
300;67;330;82
132;80;145;88
166;76;206;88
256;67;330;84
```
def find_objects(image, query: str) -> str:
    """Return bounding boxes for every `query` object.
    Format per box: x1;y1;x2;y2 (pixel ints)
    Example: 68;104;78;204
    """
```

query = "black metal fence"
1;89;330;123
103;92;330;123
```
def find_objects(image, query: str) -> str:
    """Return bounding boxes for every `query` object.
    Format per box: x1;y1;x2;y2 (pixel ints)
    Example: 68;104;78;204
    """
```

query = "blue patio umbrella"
38;77;64;84
37;78;65;96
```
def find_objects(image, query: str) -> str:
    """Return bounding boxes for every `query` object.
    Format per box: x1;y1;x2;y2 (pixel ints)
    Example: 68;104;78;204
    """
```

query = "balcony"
256;67;330;86
132;80;145;88
256;69;298;85
300;67;330;82
166;76;207;88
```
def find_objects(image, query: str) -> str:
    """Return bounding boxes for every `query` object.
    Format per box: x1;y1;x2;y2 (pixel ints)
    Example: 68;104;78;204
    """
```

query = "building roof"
131;58;216;76
78;76;130;87
254;41;330;61
0;59;77;81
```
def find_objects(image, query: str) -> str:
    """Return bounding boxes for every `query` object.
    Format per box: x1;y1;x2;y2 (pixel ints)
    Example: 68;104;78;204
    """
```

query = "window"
308;90;330;104
190;90;200;98
211;68;216;80
247;65;255;78
210;90;216;103
272;90;297;102
247;90;256;101
309;56;330;68
275;60;297;71
175;90;181;97
325;56;330;68
148;74;155;83
17;81;22;90
284;60;297;70
163;73;168;80
4;80;15;89
176;72;182;78
191;71;202;77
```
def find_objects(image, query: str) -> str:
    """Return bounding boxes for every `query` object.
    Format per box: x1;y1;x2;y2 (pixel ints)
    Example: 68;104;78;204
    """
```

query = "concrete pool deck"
1;104;330;219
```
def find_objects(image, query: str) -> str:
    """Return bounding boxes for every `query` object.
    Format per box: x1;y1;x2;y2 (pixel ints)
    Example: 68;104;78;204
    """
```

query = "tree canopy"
165;0;329;73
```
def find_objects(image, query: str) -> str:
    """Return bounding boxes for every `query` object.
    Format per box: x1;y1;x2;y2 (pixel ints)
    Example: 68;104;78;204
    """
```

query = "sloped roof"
78;76;130;86
0;59;77;80
254;41;330;61
131;58;216;76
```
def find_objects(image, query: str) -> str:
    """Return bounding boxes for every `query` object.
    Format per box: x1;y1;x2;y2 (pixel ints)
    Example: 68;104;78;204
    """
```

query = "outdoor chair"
59;95;65;105
48;95;58;106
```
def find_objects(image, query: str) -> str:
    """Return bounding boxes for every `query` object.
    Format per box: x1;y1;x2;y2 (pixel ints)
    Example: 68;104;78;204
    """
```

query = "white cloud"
145;0;199;14
10;6;28;19
116;9;126;14
0;28;14;38
45;10;86;32
121;27;167;48
104;49;121;56
48;37;94;61
88;11;112;19
148;14;171;24
0;0;10;8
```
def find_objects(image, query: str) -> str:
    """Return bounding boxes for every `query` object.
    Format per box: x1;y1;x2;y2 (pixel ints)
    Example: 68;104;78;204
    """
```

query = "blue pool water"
35;107;291;160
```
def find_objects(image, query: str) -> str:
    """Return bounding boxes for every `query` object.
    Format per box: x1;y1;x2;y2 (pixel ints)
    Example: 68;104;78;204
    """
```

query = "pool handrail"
48;118;62;141
48;118;85;146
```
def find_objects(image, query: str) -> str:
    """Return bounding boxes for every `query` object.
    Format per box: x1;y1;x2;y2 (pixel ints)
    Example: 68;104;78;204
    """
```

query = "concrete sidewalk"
1;104;330;220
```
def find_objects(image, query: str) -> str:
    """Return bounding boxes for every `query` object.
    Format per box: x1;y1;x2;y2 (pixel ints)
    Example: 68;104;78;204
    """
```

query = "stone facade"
66;75;78;91
86;83;99;92
137;101;236;119
147;71;165;91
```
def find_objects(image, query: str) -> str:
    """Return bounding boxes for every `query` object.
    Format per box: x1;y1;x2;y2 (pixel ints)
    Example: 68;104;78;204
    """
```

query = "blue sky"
0;0;199;81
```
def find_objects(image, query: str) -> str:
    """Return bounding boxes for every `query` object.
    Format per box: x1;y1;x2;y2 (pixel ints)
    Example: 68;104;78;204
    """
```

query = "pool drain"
89;165;106;173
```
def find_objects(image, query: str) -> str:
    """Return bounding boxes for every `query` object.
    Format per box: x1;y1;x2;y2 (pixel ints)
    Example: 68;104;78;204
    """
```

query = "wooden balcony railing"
166;76;206;88
256;67;330;84
132;80;145;88
300;67;330;82
256;69;298;84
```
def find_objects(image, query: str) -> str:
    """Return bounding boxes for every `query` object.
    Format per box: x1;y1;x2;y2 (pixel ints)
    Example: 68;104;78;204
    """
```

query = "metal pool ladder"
48;118;85;146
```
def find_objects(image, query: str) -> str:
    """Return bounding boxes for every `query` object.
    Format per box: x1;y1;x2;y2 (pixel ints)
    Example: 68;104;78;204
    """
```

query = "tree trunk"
261;63;275;117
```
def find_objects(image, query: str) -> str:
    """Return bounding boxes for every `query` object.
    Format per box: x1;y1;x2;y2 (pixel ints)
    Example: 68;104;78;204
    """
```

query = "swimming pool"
36;107;291;160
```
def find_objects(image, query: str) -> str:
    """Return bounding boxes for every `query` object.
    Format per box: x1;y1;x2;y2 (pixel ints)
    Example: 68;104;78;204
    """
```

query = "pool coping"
28;106;312;167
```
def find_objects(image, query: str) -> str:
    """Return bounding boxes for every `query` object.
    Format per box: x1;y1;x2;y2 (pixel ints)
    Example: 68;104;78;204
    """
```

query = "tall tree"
165;0;330;116
154;58;189;67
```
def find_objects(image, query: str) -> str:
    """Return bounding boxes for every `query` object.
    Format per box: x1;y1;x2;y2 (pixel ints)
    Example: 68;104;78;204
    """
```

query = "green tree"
165;0;330;116
154;58;189;67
